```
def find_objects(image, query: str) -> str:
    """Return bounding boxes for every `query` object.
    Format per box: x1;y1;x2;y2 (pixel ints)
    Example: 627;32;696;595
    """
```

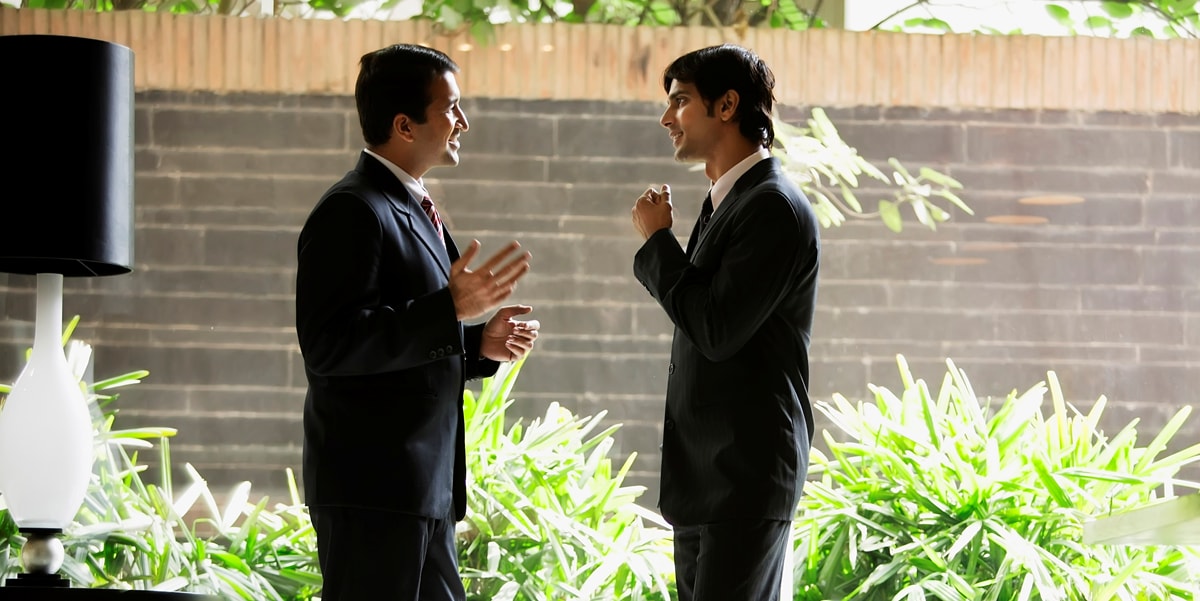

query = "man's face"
660;80;718;163
412;71;469;169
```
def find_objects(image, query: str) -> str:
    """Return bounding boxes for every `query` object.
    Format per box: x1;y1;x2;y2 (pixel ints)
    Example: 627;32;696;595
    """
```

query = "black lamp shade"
0;35;134;277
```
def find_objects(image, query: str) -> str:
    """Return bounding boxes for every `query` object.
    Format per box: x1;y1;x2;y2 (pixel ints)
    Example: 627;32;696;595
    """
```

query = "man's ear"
392;114;416;143
719;90;739;122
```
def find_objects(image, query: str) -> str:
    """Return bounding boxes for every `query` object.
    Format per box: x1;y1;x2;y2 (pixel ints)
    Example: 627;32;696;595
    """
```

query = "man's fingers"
475;241;523;273
660;184;671;202
493;252;532;287
451;239;482;275
499;304;534;319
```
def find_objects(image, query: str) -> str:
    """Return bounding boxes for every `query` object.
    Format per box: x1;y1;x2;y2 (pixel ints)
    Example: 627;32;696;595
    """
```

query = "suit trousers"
311;506;466;601
673;519;792;601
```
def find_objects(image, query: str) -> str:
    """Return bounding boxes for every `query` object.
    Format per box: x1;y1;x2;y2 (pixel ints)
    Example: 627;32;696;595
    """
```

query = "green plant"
793;355;1200;600
0;319;322;599
1;322;674;599
775;108;971;233
458;358;675;601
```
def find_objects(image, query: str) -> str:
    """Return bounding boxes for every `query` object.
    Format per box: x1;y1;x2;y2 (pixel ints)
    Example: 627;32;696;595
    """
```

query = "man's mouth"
669;132;682;145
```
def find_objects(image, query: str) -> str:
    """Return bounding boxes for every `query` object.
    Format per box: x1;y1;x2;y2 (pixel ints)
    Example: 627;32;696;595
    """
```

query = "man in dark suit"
295;44;540;601
631;44;820;601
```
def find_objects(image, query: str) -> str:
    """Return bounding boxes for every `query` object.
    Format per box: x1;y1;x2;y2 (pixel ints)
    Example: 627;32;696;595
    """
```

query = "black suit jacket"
296;152;498;520
633;157;820;526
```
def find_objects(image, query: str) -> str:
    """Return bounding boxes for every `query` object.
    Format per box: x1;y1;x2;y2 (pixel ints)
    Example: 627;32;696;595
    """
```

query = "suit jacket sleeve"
297;191;463;377
633;191;807;362
463;323;500;380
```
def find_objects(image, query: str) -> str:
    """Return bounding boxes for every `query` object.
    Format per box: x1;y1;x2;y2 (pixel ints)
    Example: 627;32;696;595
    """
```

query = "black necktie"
686;192;713;258
699;192;714;232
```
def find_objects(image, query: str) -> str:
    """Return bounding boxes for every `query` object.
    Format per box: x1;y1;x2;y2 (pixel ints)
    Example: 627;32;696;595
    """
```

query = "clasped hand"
632;184;673;240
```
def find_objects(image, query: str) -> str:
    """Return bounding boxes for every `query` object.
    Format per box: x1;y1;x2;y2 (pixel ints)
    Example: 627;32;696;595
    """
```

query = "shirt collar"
710;147;771;210
364;148;428;203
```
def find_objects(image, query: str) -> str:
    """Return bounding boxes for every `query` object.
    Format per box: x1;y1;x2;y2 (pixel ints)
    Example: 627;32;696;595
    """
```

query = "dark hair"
663;44;776;148
355;44;459;146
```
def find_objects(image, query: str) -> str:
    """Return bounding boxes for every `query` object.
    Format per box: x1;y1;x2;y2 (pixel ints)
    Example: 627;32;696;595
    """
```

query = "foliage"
0;325;322;599
775;108;970;233
1;321;672;600
458;358;675;601
9;0;1195;40
882;1;1196;38
793;355;1200;600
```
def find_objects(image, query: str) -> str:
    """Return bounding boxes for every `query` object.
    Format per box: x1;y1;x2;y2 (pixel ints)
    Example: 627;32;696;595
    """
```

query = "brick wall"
1;91;1196;504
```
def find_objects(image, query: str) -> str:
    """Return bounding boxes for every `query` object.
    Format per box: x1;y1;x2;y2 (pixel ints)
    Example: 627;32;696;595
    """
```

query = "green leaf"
1100;1;1135;19
1084;15;1115;32
1045;4;1073;26
879;200;902;232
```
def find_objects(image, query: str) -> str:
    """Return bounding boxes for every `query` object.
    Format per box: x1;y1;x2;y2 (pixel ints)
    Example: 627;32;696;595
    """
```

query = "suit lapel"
692;157;778;255
357;153;451;279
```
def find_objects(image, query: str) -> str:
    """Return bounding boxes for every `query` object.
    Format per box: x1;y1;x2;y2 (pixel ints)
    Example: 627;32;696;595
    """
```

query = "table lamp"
0;34;134;588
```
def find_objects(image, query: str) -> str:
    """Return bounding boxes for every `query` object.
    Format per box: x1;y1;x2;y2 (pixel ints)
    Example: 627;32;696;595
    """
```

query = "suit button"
445;345;454;353
429;351;437;359
664;419;675;430
668;363;675;375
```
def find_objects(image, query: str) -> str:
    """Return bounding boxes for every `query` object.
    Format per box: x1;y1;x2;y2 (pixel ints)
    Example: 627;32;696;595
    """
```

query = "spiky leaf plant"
794;356;1200;601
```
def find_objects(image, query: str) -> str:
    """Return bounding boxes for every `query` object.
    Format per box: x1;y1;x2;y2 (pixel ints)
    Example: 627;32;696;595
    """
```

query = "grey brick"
834;122;966;163
537;335;669;356
95;345;291;387
187;386;302;415
426;181;570;217
547;157;699;184
1079;111;1158;127
1157;113;1200;128
1082;287;1189;312
1157;230;1200;245
611;421;662;459
1152;171;1200;196
815;282;889;308
524;303;635;336
821;308;998;344
135;107;152;146
1170;131;1200;169
1147;197;1200;227
142;149;358;178
180;176;334;210
1143;248;1200;287
204;229;297;269
518;353;670;396
889;283;1081;312
557;116;670;159
567;183;708;217
882;106;1034;125
141;207;312;228
438;154;548;181
135;175;180;207
947;167;1150;195
153;109;346;151
998;312;1183;346
462;115;556;156
947;245;1143;286
136;227;206;266
1141;347;1200;363
966;126;1168;168
464;98;662;119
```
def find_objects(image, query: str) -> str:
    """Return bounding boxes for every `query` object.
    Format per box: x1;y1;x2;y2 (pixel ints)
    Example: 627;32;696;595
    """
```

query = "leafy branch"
775;108;972;233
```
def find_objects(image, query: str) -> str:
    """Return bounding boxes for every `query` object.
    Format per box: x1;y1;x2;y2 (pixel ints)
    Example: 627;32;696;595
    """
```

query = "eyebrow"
667;91;688;103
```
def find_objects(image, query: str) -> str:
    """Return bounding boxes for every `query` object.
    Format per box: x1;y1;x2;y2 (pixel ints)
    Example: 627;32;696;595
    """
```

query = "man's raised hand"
449;240;532;321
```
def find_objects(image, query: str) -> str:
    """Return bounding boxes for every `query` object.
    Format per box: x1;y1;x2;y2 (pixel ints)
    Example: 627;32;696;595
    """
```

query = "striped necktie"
420;195;444;244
